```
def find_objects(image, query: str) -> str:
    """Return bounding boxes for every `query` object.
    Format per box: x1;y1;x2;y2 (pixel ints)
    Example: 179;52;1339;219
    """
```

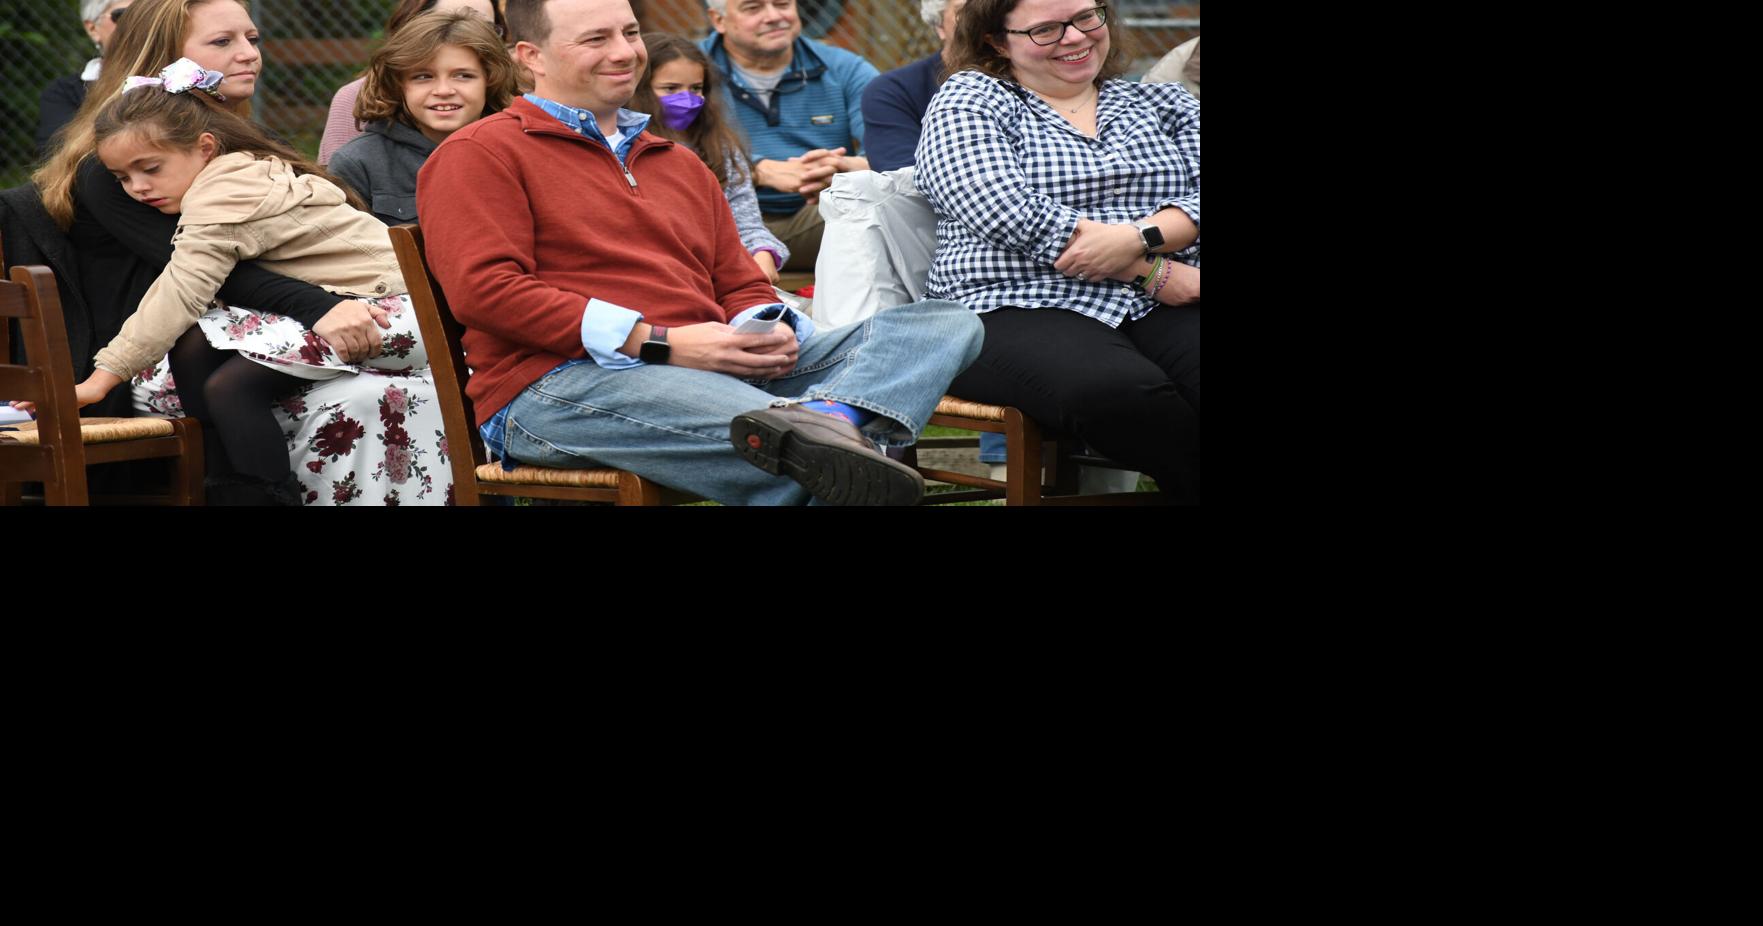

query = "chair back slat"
1;231;13;365
2;264;89;502
388;223;487;505
0;280;30;319
0;366;43;397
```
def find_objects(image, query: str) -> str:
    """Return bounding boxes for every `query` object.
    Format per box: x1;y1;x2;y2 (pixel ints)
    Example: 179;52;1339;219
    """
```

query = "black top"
37;74;89;156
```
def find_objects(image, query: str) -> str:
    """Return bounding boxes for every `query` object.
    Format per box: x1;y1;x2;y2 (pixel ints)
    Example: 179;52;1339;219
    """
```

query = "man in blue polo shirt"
700;0;878;270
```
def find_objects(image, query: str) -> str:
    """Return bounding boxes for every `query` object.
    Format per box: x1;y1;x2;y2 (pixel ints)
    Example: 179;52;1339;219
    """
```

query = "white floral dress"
130;295;453;506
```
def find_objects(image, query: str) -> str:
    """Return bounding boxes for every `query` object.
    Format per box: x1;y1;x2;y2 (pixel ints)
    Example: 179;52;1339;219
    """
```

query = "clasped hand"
759;147;866;204
1054;219;1145;281
313;299;393;363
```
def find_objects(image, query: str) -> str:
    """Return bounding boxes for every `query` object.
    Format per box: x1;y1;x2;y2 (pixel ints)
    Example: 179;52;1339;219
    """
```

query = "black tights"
167;327;303;483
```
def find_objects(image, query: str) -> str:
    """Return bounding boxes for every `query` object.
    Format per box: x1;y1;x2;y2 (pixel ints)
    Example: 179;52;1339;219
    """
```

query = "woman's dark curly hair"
943;0;1131;86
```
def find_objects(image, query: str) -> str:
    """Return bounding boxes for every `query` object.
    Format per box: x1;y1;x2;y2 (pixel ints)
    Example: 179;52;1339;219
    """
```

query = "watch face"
640;340;670;364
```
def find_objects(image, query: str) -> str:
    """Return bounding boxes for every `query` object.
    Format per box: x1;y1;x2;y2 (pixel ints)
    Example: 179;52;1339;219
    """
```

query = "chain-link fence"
4;0;1197;191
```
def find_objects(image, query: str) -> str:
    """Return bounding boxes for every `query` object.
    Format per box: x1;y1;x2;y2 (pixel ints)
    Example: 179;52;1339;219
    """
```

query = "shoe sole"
730;412;924;506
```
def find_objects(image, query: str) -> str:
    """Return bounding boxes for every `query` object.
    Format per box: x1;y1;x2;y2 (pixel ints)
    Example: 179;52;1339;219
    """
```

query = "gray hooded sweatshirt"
327;119;438;226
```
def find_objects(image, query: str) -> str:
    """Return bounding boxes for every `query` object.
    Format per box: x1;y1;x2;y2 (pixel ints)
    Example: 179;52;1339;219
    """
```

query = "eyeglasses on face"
1003;6;1108;46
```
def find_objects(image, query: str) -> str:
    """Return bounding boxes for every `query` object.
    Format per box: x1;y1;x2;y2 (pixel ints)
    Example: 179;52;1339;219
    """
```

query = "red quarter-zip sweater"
416;98;778;426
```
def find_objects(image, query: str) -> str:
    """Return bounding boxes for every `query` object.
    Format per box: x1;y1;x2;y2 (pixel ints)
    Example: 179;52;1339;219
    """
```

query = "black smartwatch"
639;325;670;364
1133;220;1164;255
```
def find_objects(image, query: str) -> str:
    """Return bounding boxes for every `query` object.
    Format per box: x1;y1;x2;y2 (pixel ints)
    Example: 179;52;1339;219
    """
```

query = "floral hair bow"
123;57;227;100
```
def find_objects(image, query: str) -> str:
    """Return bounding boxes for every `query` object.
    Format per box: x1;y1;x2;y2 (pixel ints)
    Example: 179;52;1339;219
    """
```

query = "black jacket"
0;182;141;419
36;73;89;156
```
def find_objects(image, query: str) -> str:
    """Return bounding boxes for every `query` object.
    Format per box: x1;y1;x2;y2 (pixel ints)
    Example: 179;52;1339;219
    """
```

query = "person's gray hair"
81;0;119;22
705;0;728;14
919;0;949;28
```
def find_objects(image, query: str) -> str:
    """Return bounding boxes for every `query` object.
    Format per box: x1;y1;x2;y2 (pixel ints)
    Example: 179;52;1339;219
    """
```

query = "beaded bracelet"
1149;257;1176;300
1138;256;1165;294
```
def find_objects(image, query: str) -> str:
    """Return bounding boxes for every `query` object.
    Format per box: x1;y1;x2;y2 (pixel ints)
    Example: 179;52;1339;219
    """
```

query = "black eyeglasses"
108;5;130;23
1003;6;1108;45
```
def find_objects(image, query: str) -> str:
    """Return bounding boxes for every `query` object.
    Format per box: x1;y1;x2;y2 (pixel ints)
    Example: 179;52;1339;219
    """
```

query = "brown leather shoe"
730;405;925;506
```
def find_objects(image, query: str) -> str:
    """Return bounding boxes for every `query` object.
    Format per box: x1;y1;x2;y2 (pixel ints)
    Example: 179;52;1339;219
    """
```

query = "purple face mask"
659;90;705;131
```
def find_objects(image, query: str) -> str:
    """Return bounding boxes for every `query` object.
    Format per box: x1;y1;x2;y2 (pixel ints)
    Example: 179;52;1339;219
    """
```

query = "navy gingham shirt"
914;71;1200;328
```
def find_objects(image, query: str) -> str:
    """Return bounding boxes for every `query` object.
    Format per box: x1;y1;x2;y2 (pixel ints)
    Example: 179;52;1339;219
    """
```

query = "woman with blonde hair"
32;0;450;505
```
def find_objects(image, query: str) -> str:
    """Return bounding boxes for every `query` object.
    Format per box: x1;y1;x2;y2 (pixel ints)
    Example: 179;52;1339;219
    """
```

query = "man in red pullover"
417;0;982;505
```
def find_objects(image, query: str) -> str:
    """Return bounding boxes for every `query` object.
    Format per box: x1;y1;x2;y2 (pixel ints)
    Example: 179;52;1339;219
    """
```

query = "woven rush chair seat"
0;417;177;445
474;464;625;488
934;396;1007;422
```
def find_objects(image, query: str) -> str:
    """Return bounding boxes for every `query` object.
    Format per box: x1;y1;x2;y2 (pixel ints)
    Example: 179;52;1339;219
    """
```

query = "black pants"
948;305;1201;502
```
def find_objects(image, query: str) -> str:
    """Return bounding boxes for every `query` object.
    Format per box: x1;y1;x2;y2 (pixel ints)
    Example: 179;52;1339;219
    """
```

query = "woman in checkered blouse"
915;0;1201;503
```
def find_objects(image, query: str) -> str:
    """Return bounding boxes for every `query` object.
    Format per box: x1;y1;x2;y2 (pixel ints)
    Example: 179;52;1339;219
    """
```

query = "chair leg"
42;448;88;506
0;481;20;506
171;418;205;506
617;471;664;506
1005;409;1042;507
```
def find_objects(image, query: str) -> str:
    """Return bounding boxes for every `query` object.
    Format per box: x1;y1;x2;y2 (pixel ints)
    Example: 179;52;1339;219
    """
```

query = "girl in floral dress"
44;58;447;504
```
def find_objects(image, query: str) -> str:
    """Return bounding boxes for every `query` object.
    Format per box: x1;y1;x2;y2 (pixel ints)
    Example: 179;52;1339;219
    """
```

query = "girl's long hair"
36;0;256;228
629;32;747;190
94;85;369;213
354;10;518;128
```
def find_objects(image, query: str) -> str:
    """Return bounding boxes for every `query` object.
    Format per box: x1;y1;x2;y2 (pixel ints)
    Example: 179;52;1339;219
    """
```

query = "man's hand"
754;156;832;198
793;148;869;201
1055;219;1145;282
313;299;393;363
805;149;868;175
635;321;798;378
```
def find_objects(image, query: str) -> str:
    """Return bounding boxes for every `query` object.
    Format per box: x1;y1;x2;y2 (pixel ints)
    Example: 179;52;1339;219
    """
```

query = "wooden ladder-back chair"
0;264;203;506
387;224;689;506
905;398;1160;506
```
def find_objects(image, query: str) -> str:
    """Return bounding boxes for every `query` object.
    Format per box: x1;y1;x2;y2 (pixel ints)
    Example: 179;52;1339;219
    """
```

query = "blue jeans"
978;430;1007;463
495;299;983;505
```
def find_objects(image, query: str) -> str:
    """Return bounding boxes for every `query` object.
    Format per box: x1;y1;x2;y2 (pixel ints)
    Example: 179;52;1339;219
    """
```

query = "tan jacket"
95;152;405;378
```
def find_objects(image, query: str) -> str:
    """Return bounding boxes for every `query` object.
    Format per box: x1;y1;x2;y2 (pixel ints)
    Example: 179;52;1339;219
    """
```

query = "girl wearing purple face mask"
631;32;789;284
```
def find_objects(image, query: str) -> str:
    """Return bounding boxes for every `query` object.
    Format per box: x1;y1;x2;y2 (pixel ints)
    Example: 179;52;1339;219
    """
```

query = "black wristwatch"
639;325;670;364
1133;220;1164;255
